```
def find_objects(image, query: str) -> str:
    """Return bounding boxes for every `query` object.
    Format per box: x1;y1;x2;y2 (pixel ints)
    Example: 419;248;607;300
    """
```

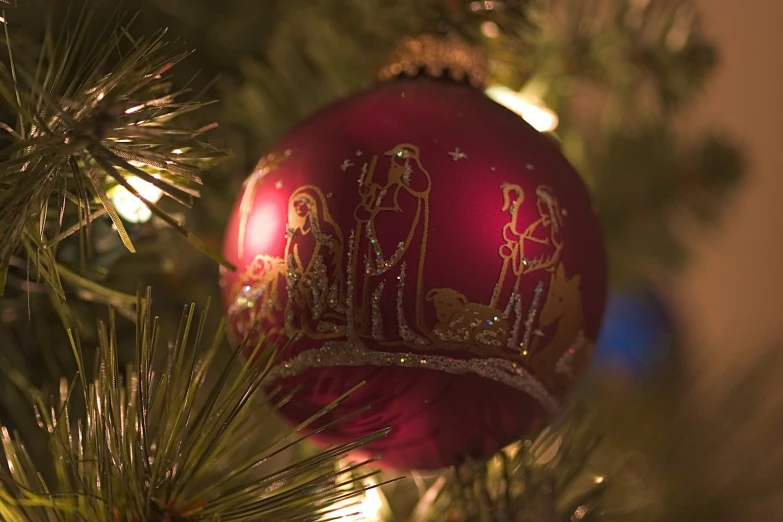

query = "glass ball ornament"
594;289;678;377
221;39;607;470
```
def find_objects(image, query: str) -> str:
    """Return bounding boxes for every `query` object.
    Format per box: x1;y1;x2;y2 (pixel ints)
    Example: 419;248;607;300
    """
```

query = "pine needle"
408;408;607;522
0;288;391;521
0;4;232;299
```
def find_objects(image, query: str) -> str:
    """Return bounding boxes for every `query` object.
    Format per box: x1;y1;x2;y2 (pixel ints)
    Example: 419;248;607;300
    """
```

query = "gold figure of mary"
284;185;346;338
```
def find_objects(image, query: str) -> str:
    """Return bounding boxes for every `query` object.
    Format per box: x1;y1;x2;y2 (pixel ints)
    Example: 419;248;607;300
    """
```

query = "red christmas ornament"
221;52;607;470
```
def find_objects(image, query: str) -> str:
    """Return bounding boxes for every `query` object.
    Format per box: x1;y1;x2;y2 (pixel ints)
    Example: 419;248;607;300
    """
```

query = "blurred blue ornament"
593;289;677;376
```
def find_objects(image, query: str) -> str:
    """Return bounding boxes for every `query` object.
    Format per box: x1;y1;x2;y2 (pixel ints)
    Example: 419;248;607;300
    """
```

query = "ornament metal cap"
378;33;488;89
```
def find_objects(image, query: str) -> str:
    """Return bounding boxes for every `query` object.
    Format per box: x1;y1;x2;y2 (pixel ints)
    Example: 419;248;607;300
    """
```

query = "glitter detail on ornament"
341;160;354;171
397;263;428;345
303;204;333;246
226;255;286;340
507;292;524;349
356;150;363;157
286;253;300;290
231;285;256;312
358;162;369;186
309;255;328;320
364;220;406;277
402;162;413;186
374;188;388;207
371;281;386;339
275;180;284;189
448;147;468;161
345;230;357;338
520;281;545;354
267;340;559;413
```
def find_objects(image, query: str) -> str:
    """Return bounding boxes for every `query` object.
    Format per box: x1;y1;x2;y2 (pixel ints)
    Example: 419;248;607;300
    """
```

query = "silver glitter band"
267;340;560;413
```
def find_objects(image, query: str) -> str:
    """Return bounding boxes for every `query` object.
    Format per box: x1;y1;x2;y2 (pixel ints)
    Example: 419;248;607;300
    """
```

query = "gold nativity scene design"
228;144;593;386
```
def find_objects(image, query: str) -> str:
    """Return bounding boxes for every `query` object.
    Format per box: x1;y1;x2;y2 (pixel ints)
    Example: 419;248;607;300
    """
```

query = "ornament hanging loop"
377;33;489;89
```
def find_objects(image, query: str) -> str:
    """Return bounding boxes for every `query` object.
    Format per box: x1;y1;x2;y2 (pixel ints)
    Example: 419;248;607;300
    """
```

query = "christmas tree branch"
0;3;232;300
0;288;392;521
197;0;540;149
408;409;608;522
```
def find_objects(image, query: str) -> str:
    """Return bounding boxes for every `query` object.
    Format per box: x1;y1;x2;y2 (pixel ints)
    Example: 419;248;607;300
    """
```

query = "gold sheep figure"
426;288;513;358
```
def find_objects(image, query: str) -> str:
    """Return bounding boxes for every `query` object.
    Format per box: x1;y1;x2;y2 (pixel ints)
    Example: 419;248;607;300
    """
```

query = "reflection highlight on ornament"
485;85;559;133
245;201;282;255
108;175;163;223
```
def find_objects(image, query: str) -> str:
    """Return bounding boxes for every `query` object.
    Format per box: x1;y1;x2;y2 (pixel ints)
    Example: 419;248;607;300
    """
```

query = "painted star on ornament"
448;147;468;161
275;180;284;189
340;159;354;171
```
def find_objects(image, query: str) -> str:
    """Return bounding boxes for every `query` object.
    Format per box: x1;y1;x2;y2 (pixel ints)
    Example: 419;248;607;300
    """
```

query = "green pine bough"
0;291;614;522
0;289;394;522
0;4;233;307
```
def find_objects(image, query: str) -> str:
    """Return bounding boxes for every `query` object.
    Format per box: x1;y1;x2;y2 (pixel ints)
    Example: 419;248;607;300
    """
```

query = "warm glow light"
108;176;164;223
481;21;500;38
322;478;383;522
485;85;559;133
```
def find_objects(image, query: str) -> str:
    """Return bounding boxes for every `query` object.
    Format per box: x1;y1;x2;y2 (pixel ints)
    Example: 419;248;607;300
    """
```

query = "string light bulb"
321;476;384;522
485;85;560;133
481;21;500;38
107;175;163;223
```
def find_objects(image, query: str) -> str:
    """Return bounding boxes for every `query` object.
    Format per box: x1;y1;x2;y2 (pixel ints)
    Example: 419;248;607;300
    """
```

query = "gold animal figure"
531;263;584;385
426;288;513;358
229;255;287;320
227;254;288;345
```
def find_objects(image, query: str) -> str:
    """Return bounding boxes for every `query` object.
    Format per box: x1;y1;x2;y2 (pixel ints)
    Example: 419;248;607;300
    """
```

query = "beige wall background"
677;0;783;376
